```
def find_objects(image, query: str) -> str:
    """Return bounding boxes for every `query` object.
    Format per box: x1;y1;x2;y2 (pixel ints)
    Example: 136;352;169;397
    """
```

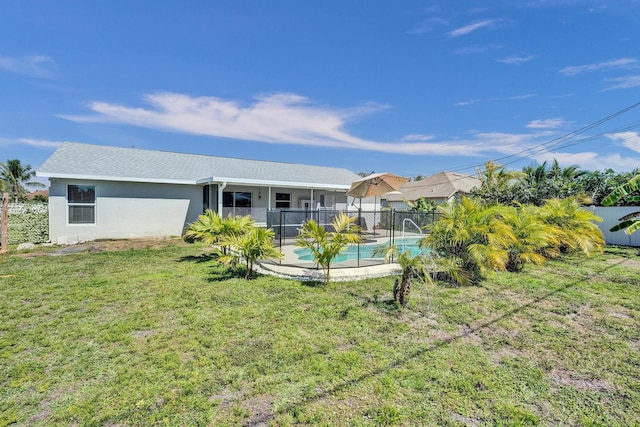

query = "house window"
68;185;95;224
223;191;252;208
319;194;325;208
275;192;290;209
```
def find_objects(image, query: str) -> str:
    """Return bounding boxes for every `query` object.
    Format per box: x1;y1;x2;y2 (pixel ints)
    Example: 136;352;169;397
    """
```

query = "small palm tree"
184;209;224;246
220;227;282;279
422;197;515;284
501;205;553;272
535;197;604;257
0;159;45;202
296;212;363;283
185;212;255;254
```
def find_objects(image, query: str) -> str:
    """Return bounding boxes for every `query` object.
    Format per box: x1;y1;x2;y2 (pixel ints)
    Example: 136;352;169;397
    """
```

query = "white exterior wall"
48;179;202;244
587;206;640;247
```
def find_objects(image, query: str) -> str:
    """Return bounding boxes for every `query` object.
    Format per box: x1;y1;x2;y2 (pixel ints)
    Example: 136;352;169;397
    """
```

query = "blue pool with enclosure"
294;237;428;262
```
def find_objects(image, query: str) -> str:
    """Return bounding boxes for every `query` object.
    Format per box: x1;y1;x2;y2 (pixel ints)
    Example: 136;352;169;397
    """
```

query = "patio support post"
217;181;227;217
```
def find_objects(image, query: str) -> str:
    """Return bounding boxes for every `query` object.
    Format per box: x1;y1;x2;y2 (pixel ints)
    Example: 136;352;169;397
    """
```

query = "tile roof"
37;142;360;189
384;171;481;201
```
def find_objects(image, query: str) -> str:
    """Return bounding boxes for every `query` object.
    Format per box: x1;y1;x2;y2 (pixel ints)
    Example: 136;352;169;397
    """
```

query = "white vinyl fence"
587;206;640;247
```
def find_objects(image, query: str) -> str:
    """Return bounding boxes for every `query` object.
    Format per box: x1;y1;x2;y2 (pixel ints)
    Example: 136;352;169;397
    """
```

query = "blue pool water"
294;238;428;262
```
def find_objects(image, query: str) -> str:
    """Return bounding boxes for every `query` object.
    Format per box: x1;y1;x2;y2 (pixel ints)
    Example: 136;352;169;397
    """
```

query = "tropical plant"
535;197;604;257
0;159;45;202
421;197;515;285
219;227;282;279
500;205;554;272
405;196;436;212
296;212;363;283
184;209;224;245
184;211;254;254
476;160;523;192
602;174;640;235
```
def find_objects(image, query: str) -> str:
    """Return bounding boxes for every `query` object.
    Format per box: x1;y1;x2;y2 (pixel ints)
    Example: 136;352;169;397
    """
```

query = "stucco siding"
48;179;201;244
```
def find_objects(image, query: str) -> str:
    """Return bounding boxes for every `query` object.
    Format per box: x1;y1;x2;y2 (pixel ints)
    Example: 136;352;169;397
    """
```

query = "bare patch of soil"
549;368;612;391
14;237;188;258
607;257;640;269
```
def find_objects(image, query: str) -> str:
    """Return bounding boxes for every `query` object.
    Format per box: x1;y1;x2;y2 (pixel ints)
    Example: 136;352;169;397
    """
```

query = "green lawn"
1;240;639;426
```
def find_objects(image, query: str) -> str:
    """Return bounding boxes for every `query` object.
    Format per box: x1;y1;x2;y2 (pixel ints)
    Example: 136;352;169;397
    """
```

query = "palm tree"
501;205;553;272
184;211;254;254
220;227;282;279
535;197;604;257
184;209;224;246
421;197;515;284
0;159;45;202
296;212;363;283
477;160;523;191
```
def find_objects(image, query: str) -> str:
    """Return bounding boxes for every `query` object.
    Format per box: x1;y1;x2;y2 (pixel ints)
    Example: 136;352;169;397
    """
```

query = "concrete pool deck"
256;239;405;281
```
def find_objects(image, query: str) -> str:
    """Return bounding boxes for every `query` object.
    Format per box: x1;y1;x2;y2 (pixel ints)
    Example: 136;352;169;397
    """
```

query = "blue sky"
1;0;640;182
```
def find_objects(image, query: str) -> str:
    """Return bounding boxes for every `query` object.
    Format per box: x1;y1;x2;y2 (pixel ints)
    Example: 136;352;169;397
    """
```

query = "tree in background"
0;159;45;202
405;196;436;212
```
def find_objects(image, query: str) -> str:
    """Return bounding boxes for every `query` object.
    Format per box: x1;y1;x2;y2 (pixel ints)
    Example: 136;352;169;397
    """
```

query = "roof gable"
37;142;360;189
385;171;481;201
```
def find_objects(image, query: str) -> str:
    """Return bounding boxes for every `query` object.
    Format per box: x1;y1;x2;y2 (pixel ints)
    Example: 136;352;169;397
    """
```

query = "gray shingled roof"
384;171;481;201
38;142;360;189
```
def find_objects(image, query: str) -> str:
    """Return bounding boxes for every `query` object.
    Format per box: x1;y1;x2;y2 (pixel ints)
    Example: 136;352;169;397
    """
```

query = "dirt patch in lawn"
14;237;188;258
549;368;612;391
607;256;640;269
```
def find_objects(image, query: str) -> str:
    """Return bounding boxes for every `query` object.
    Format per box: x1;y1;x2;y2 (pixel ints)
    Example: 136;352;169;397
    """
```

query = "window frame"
275;192;291;209
67;184;96;225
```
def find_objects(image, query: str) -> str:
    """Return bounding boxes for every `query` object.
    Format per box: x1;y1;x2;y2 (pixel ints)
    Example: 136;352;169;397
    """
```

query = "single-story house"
383;171;481;209
37;142;364;244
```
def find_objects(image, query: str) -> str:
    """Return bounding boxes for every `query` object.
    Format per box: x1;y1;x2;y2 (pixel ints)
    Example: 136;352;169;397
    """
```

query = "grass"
1;240;639;426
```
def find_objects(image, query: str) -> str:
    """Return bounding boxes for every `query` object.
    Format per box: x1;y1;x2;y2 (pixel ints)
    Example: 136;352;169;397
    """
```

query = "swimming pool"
294;238;428;262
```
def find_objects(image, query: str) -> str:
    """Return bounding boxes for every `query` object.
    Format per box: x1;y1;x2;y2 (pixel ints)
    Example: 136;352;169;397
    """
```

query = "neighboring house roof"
384;171;481;202
26;189;49;200
37;142;360;190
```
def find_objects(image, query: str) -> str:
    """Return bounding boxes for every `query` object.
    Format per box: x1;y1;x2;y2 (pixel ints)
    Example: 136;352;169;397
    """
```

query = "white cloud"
526;118;566;129
409;17;449;35
455;99;478;106
602;75;640;90
0;137;64;148
0;55;56;78
559;57;638;76
448;19;498;37
401;134;435;142
496;54;535;64
453;44;504;55
455;93;535;106
533;151;640;172
606;131;640;153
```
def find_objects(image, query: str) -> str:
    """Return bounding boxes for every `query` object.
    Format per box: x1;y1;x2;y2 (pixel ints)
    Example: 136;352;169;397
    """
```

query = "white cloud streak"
0;55;57;78
496;54;535;64
559;57;638;76
448;19;498;37
59;92;637;172
0;137;65;148
606;131;640;153
602;75;640;90
526;118;566;129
